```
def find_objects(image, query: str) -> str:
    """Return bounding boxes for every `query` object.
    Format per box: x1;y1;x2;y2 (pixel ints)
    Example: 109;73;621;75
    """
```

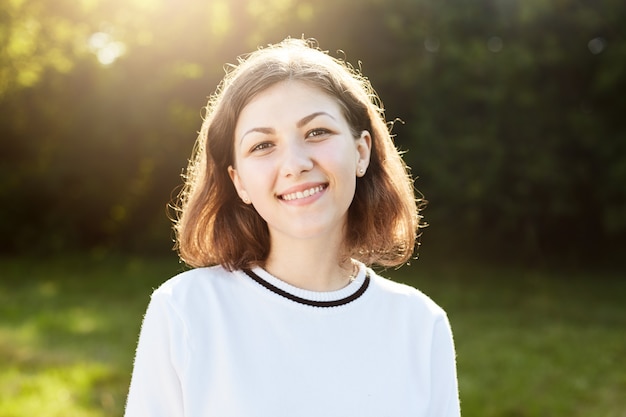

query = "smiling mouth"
279;184;327;201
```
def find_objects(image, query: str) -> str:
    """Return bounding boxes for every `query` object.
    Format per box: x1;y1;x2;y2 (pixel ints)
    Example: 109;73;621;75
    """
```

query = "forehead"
235;81;345;129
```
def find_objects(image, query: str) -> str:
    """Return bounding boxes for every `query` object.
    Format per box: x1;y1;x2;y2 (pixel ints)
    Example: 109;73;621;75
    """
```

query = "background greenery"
1;0;625;264
1;256;624;416
1;0;625;415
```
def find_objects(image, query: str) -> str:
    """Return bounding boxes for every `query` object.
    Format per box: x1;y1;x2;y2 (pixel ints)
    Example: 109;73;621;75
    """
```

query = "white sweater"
125;263;460;417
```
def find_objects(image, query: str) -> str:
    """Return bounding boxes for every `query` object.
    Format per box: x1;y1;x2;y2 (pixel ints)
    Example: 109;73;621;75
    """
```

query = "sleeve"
124;289;188;417
428;314;461;416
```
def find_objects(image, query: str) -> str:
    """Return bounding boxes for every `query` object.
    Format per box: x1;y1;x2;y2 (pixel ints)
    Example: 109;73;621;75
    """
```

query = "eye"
250;142;274;153
306;128;331;139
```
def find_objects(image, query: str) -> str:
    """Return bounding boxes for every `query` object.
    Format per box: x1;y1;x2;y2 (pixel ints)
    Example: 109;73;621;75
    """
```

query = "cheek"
238;161;275;194
322;153;357;195
324;146;358;178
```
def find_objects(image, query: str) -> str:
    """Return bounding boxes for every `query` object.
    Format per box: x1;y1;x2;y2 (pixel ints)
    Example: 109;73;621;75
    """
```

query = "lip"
277;182;328;203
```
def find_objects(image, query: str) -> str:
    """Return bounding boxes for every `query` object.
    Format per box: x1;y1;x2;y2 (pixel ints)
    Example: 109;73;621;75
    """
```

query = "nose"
279;139;314;177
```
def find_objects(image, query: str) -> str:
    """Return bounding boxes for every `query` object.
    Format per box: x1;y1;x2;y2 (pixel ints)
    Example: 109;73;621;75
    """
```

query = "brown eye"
251;142;273;152
306;128;331;138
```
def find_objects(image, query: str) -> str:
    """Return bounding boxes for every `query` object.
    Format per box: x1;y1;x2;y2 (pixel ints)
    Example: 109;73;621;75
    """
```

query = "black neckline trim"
242;269;370;308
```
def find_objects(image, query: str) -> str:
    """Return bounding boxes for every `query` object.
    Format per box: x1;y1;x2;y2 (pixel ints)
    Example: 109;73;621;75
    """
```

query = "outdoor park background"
1;0;625;416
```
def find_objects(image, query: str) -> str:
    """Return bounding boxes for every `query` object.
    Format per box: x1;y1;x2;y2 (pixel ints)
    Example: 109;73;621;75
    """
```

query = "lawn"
0;255;184;417
0;255;624;416
404;261;626;417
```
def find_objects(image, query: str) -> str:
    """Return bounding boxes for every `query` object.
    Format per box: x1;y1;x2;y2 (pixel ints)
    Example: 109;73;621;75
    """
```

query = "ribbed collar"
242;263;370;308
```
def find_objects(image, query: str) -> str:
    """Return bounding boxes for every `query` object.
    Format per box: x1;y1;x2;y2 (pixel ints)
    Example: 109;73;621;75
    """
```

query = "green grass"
0;255;183;417
1;255;624;416
393;262;626;417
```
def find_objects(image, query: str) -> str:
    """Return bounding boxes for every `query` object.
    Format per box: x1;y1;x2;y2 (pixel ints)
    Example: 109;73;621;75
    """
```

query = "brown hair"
173;38;424;270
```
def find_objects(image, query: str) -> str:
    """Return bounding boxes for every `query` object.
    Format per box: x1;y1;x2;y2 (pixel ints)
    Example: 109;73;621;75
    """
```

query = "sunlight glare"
210;0;232;37
88;31;127;66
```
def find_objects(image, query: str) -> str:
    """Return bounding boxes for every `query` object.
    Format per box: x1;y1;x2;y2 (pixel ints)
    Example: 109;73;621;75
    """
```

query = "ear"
355;130;372;177
228;166;251;204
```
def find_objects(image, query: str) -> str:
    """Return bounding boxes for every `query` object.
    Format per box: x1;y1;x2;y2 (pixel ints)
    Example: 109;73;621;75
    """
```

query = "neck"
263;235;354;292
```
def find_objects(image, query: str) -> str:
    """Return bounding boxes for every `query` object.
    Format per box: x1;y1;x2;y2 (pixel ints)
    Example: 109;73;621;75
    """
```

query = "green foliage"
0;0;625;263
378;0;626;261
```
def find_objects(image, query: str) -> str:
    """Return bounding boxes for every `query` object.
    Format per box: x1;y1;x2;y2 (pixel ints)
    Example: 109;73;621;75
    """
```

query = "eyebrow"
297;111;336;128
240;111;336;144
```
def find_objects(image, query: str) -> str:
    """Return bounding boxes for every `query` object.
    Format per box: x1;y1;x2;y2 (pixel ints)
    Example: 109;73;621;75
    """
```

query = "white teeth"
282;185;324;201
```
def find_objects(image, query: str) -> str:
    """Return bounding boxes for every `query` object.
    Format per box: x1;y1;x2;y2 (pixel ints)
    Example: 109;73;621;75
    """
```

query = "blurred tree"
0;0;313;254
0;0;233;253
378;0;626;263
1;0;81;95
0;0;624;265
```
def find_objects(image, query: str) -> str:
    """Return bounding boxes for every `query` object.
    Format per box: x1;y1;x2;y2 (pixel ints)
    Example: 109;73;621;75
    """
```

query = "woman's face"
229;80;371;246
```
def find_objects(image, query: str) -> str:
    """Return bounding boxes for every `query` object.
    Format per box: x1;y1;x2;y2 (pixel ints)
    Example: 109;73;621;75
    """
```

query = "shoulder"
151;265;235;305
367;269;447;319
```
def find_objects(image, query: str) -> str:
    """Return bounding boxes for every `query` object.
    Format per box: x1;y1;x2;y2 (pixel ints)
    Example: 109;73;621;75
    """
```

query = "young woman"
125;38;460;417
